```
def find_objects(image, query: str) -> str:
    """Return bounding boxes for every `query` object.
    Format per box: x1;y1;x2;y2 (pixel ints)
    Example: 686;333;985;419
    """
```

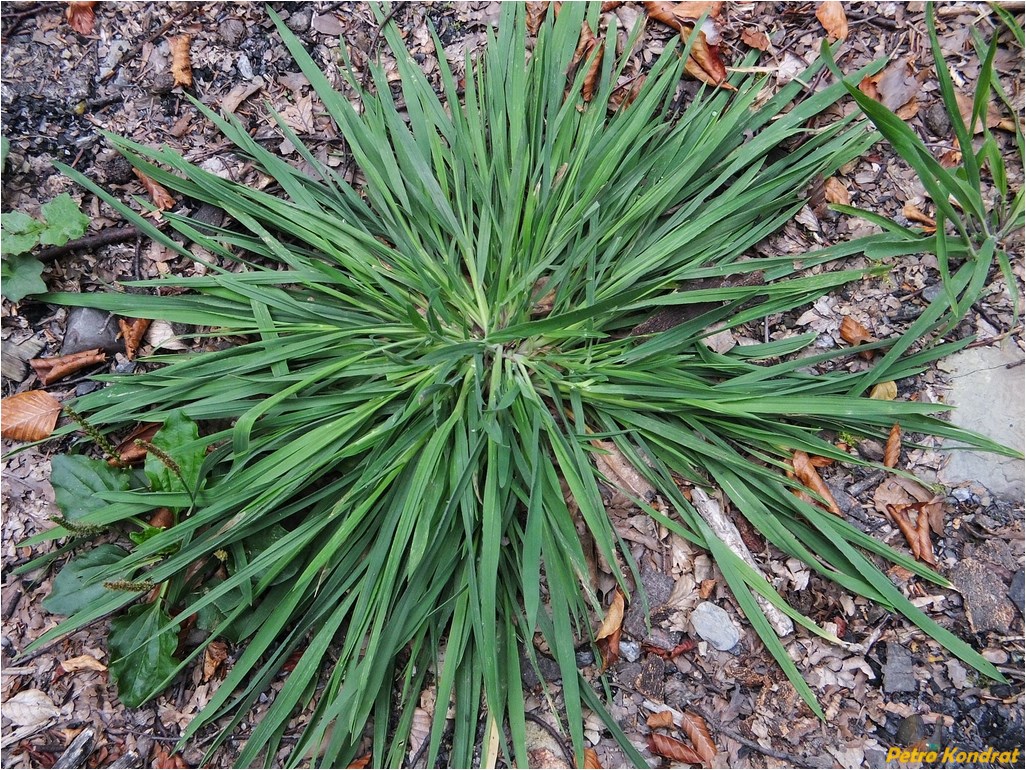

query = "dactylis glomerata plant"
20;4;1019;767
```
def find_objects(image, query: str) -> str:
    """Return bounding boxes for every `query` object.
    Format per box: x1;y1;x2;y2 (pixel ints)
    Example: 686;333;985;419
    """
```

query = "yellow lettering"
941;746;958;763
886;747;901;762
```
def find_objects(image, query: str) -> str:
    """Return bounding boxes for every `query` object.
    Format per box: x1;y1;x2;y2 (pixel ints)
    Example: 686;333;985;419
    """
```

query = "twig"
848;470;886;498
35;226;140;262
523;712;574;768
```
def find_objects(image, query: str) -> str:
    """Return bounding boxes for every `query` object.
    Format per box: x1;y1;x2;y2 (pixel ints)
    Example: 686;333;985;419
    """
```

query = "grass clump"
21;4;1018;767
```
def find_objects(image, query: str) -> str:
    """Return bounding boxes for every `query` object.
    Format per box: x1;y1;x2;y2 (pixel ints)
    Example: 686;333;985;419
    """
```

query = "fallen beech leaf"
648;733;703;764
66;1;97;35
896;96;920;121
875;59;918;112
647;710;676;729
1;390;62;441
858;74;880;101
595;588;625;671
902;202;936;232
30;348;106;385
526;1;550;34
644;0;723;24
133;168;176;211
953;91;1007;134
169;35;193;88
869;381;898;401
118;317;152;360
839;315;875;360
580;24;603;102
884;423;901;469
823;176;850;206
680;711;717;764
3;689;60;727
153;744;189;769
583;747;603;768
816;1;848;42
59;654;107;673
741;28;770;51
886;503;937;566
792;450;842;516
347;756;371;769
591;439;656;503
110;422;161;466
202;640;229;681
916;506;935;565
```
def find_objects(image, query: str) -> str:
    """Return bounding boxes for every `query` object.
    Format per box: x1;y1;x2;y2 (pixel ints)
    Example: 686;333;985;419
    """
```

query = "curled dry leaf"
118;317;152;360
595;588;626;671
642;639;697;659
1;390;62;442
600;1;623;12
169;35;193;88
347;757;371;770
815;1;848;42
644;0;723;24
648;732;703;764
202;640;229;681
680;711;717;765
609;75;646;112
591;439;656;503
740;28;770;51
569;22;603;103
884;423;901;469
869;380;898;401
582;747;603;769
902;202;937;232
133;168;176;211
823;176;850;206
110;422;161;466
66;1;97;35
792;450;842;516
642;2;730;87
30;348;106;386
647;710;676;729
886;503;937;566
59;654;107;673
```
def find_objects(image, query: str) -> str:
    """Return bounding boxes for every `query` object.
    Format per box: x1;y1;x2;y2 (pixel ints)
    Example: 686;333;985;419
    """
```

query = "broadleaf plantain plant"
19;4;1018;767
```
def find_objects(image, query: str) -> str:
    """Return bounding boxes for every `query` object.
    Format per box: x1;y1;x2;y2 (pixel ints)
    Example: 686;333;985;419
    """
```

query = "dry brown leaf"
648;733;703;764
1;390;62;442
823;176;850;206
875;60;918;112
526;1;550;34
591;439;656;502
133;168;176;211
202;640;229;681
600;1;623;11
886;503;937;566
347;756;371;769
680;710;717;764
118;317;152;361
152;745;189;769
644;0;723;24
916;506;936;565
642;639;697;659
839;315;875;360
149;507;175;530
792;450;842;516
896;96;920;121
740;28;770;51
595;588;626;671
59;654;107;673
869;380;898;401
110;422;161;466
954;91;1009;134
647;710;676;729
683;31;729;86
902;201;936;232
816;1;848;41
858;74;880;101
169;35;193;88
30;348;106;386
939;148;963;168
582;747;603;769
66;1;97;35
581;27;603;103
608;76;646;112
698;578;716;599
884;423;901;469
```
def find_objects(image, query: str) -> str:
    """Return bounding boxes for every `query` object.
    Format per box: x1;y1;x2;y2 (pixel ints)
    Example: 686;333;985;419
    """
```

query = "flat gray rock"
949;557;1018;634
937;340;1025;498
1008;569;1025;617
61;307;121;355
882;642;917;693
689;601;740;652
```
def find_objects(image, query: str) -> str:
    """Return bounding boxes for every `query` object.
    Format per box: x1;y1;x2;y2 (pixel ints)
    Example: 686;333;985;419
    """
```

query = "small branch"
53;728;95;769
689;706;815;768
35;226;139;262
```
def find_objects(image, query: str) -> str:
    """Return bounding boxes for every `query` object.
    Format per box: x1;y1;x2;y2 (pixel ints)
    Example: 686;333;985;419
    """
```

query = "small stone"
950;557;1018;633
881;642;917;693
951;487;973;502
689;601;740;652
95;153;135;185
1008;570;1024;616
149;72;176;94
815;333;836;349
311;12;343;36
237;54;253;80
620;640;642;663
285;9;312;33
922;101;950;136
62;307;122;355
921;283;944;303
857;439;885;462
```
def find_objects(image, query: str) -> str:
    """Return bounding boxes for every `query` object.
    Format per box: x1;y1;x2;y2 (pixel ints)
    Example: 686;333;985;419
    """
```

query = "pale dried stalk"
690;487;794;636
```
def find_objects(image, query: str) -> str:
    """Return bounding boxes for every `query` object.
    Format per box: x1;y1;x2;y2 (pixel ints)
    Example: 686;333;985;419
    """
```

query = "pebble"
881;642;917;693
237;54;254;80
921;283;944;302
218;18;246;47
61;307;122;355
814;333;836;349
1008;570;1024;616
689;601;740;652
286;9;312;33
620;640;642;663
951;487;973;502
